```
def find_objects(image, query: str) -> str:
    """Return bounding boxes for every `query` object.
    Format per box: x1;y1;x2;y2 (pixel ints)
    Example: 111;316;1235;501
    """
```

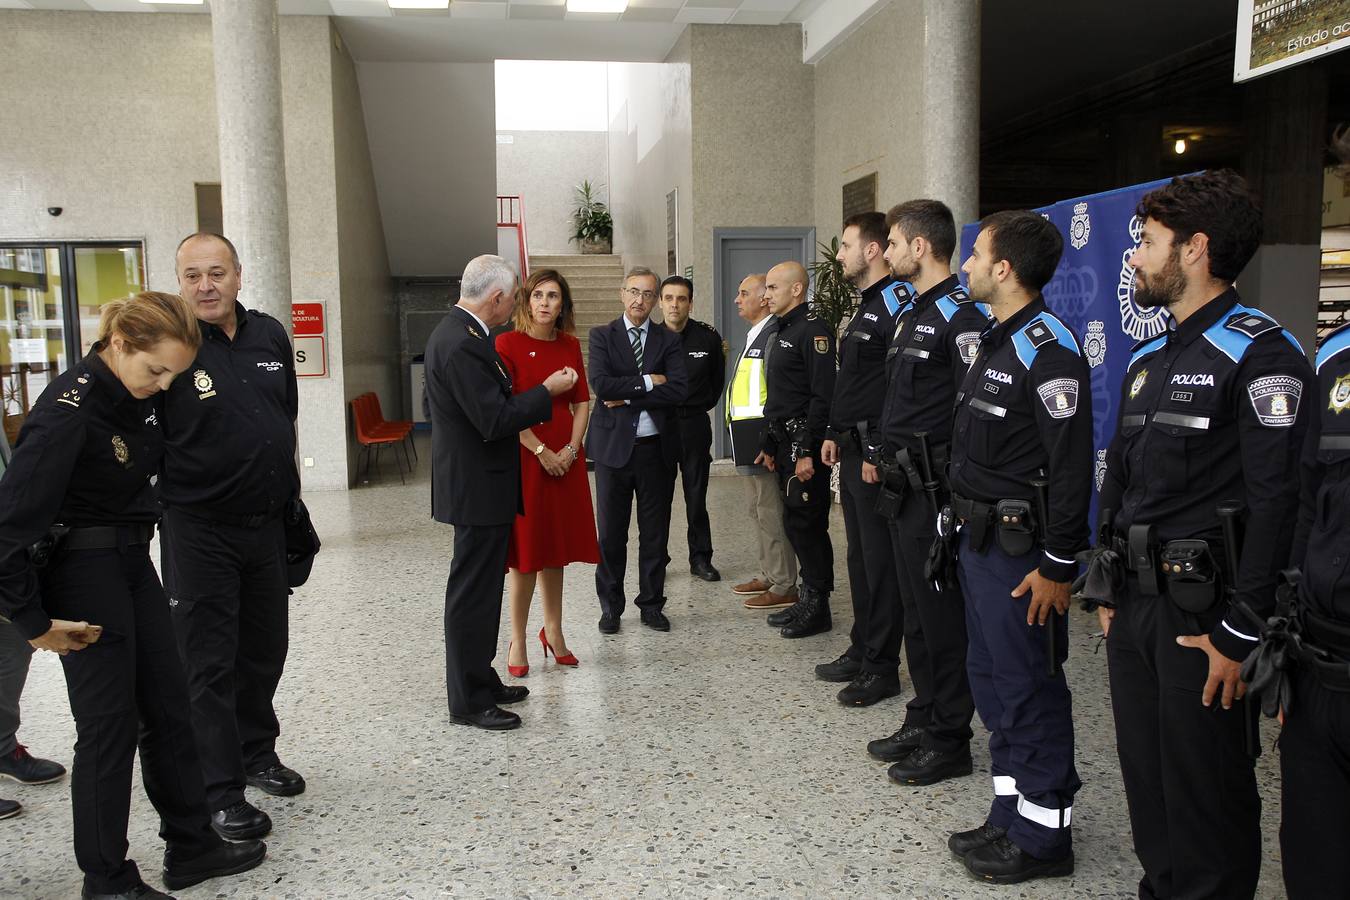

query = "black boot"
766;593;807;627
780;588;831;638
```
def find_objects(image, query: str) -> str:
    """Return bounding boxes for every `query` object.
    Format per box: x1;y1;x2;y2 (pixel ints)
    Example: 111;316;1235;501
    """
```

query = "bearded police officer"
867;199;986;787
659;276;727;583
815;212;905;707
1277;317;1350;899
757;261;836;639
162;233;304;842
1096;170;1311;899
944;210;1090;883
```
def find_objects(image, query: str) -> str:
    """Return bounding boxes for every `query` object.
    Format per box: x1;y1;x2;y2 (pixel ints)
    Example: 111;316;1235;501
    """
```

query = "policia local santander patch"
1247;375;1302;427
1037;378;1080;419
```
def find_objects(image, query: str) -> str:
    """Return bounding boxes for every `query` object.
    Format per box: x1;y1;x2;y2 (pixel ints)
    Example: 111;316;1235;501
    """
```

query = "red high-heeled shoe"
506;641;528;678
539;627;579;667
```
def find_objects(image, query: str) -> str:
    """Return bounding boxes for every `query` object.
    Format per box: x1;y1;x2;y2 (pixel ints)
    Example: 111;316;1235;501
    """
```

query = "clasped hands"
29;619;103;656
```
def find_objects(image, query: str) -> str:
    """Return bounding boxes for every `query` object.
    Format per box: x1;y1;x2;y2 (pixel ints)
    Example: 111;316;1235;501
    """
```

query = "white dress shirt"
624;314;659;438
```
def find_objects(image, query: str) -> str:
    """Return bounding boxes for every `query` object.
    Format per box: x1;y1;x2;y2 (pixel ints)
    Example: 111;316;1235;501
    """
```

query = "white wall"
356;62;497;276
496;131;608;257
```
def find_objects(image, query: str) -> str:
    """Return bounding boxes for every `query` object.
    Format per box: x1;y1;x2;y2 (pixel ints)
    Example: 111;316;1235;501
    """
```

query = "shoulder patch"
935;284;973;323
1011;313;1081;370
1203;304;1294;364
1225;311;1279;341
883;282;915;319
1129;334;1168;370
1317;322;1350;374
813;335;829;354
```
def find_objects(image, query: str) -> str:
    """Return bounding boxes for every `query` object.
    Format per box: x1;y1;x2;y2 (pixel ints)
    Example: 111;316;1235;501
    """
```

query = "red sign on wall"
292;302;325;337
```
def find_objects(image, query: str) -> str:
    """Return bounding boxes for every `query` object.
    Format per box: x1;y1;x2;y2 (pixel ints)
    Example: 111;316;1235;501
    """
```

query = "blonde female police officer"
0;292;265;899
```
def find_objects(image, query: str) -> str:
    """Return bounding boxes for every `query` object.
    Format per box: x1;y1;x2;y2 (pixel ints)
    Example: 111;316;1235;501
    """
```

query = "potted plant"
572;180;613;254
807;236;861;337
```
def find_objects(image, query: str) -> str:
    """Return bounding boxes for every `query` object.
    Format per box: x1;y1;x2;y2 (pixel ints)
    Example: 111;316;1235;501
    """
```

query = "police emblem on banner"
1095;448;1108;492
193;370;216;400
1330;374;1350;414
955;331;981;367
111;435;130;466
1118;216;1170;342
1084;320;1107;368
1247;375;1302;427
1069;202;1092;250
1037;378;1079;419
1129;369;1148;399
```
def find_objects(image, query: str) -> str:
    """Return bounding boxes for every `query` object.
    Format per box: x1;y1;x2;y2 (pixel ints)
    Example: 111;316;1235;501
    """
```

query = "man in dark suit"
424;254;577;731
588;266;688;634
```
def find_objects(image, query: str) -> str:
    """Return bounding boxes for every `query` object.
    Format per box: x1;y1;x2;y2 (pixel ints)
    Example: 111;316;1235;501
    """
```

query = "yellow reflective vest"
726;318;776;422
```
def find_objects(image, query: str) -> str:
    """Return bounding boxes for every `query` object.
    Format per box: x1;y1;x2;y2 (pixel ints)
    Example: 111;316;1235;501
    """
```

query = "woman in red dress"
496;269;600;676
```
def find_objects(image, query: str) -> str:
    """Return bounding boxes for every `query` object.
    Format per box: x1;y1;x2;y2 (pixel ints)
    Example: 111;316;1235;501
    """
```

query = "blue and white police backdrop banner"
959;176;1175;522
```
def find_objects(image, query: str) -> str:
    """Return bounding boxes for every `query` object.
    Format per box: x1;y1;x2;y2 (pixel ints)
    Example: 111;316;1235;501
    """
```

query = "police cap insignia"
813;336;829;354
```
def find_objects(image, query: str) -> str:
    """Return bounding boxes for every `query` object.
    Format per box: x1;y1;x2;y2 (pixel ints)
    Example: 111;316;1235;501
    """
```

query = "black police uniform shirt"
1292;322;1350;625
949;295;1093;583
762;302;837;456
676;319;727;415
158;302;299;518
881;275;989;459
1099;288;1311;661
828;275;898;446
0;350;162;640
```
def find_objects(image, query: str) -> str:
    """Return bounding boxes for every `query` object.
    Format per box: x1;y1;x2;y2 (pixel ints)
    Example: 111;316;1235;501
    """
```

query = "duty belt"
63;523;156;551
176;504;282;529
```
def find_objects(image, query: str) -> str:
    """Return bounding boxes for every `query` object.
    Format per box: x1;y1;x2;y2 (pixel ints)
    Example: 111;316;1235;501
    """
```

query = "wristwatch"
533;443;546;456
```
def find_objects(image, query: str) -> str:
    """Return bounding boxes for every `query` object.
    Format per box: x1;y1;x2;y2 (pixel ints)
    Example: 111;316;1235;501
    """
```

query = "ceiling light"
388;0;450;8
566;0;628;12
1174;138;1187;155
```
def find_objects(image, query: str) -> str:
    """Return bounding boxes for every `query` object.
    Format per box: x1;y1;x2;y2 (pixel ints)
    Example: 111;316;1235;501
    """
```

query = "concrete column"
210;0;293;332
921;0;980;226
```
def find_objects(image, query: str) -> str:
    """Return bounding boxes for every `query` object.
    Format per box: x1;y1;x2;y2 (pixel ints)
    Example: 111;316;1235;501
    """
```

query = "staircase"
528;253;624;373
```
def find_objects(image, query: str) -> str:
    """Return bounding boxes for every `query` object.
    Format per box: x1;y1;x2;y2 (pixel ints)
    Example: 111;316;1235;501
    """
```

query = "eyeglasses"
624;287;658;301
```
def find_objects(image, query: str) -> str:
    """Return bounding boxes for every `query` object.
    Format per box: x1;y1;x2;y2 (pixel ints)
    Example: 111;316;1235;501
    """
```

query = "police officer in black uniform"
813;212;904;706
659;275;727;582
757;260;836;638
160;233;304;842
867;199;987;786
1096;171;1310;900
944;211;1090;883
0;292;265;899
1277;317;1350;899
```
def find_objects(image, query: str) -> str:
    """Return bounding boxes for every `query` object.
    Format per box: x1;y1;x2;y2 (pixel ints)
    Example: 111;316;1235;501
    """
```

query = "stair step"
530;254;623;267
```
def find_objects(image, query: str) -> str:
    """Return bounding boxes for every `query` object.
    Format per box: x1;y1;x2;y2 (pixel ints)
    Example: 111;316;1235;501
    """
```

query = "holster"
28;526;71;569
1128;524;1160;596
925;504;960;592
950;494;994;554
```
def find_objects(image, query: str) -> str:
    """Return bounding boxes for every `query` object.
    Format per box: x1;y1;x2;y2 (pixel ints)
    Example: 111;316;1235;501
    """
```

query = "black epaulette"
696;319;717;333
1023;319;1058;350
1224;311;1279;340
54;370;95;410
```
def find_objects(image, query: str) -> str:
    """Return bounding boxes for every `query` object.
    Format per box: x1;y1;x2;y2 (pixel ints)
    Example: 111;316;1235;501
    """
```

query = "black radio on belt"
1159;539;1220;613
995;500;1036;557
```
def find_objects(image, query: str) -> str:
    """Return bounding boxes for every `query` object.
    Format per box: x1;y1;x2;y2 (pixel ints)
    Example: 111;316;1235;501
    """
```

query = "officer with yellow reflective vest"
726;274;799;612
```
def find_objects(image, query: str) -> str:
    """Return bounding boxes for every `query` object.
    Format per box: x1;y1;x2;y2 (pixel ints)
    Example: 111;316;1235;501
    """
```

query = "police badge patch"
1129;369;1148;399
1330;373;1350;414
813;336;829;354
1037;378;1079;419
193;370;216;400
955;331;981;367
1247;375;1302;427
111;435;130;466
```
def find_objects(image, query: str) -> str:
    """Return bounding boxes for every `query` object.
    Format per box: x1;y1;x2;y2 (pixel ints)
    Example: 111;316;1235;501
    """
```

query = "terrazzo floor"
5;436;1288;898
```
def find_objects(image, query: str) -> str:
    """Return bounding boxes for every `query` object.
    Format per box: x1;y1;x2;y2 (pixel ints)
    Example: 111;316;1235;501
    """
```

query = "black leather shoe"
888;745;974;786
211;800;271;841
0;743;66;784
814;654;862;683
690;560;721;582
867;725;924;762
492;684;529;705
640;609;671;631
947;822;1008;859
837;672;902;706
449;706;521;731
245;763;305;797
162;838;266;891
0;797;19;819
766;598;804;627
963;836;1073;884
780;588;831;638
598;613;621;634
82;880;173;899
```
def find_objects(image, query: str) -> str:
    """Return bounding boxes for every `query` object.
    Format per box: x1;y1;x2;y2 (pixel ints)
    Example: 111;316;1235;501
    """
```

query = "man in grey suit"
424;255;577;731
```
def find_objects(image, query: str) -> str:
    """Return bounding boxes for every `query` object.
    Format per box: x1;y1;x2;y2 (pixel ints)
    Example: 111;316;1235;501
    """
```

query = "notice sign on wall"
291;301;328;378
1235;0;1350;82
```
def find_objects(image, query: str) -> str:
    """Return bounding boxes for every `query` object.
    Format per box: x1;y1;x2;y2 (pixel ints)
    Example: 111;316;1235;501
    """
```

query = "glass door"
74;245;146;357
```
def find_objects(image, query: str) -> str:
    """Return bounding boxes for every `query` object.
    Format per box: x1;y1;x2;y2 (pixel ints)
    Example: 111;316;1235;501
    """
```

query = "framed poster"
1235;0;1350;82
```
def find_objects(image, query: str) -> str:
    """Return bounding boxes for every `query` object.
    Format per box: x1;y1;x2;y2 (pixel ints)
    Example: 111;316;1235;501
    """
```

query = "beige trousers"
748;471;797;594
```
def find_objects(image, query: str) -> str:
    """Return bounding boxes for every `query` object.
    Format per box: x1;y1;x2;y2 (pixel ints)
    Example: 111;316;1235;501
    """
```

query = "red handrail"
496;195;530;279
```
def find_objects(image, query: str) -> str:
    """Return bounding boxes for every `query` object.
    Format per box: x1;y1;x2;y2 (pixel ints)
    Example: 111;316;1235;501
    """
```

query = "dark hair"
885;199;956;263
514;268;575;335
176;232;240;271
660;275;693;298
842;211;889;255
1135;169;1263;282
978;210;1064;292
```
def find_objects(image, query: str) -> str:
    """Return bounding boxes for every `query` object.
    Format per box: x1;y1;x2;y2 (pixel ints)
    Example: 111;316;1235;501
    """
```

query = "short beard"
889;260;918;282
843;258;868;285
1133;249;1185;309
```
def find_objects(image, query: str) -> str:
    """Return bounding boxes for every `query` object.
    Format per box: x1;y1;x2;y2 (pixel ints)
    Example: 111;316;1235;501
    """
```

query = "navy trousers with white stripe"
957;532;1078;860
